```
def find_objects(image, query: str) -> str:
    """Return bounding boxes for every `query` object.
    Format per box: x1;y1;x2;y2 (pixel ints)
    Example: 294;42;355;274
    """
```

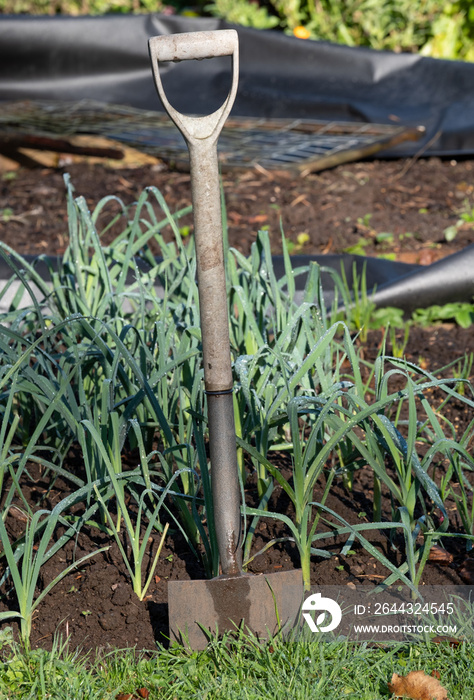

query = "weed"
284;231;310;254
413;302;474;328
389;323;411;359
444;197;474;241
343;237;371;256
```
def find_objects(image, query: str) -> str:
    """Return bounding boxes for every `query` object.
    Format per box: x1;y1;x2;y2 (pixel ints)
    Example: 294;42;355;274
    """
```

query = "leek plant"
450;448;474;550
229;232;345;514
0;375;21;499
0;175;473;619
0;488;108;647
237;319;474;591
329;260;375;342
0;181;218;590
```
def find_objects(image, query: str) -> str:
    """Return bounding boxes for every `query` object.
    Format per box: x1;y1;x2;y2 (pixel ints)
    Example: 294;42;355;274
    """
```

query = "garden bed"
1;324;473;654
1;156;473;656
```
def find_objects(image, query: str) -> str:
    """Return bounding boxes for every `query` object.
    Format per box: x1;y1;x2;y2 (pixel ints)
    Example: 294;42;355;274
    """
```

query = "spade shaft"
148;30;242;575
189;137;242;574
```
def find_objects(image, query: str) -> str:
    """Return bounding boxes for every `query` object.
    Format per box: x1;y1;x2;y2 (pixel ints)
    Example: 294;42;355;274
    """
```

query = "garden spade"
149;29;303;650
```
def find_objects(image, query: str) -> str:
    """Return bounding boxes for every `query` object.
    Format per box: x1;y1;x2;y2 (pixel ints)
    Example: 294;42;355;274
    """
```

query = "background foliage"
0;0;473;61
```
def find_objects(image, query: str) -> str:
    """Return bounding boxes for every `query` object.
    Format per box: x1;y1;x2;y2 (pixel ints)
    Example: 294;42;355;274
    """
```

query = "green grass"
1;625;473;699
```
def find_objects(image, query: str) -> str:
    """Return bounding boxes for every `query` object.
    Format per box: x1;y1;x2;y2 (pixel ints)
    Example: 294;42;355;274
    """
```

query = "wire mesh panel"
0;100;425;173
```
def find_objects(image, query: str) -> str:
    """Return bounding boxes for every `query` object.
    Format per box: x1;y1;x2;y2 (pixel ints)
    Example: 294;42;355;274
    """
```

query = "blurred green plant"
205;0;279;29
208;0;474;61
444;197;474;242
388;323;411;359
452;352;474;395
0;0;174;15
3;0;474;61
412;302;474;328
330;260;376;342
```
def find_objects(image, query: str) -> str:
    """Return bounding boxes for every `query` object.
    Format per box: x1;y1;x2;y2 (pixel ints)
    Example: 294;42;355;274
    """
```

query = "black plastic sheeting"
1;249;472;314
2;13;474;157
272;248;474;312
0;252;418;311
273;250;474;312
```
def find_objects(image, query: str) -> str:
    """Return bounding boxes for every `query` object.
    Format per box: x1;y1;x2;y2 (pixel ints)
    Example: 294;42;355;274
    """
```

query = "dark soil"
1;154;474;655
0;155;473;262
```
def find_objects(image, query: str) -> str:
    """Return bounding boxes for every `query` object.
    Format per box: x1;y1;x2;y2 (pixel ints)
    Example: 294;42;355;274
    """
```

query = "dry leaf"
428;545;453;566
458;565;474;584
418;249;438;266
248;214;268;223
388;670;448;700
137;689;150;699
432;635;462;648
458;556;474;584
8;506;29;523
